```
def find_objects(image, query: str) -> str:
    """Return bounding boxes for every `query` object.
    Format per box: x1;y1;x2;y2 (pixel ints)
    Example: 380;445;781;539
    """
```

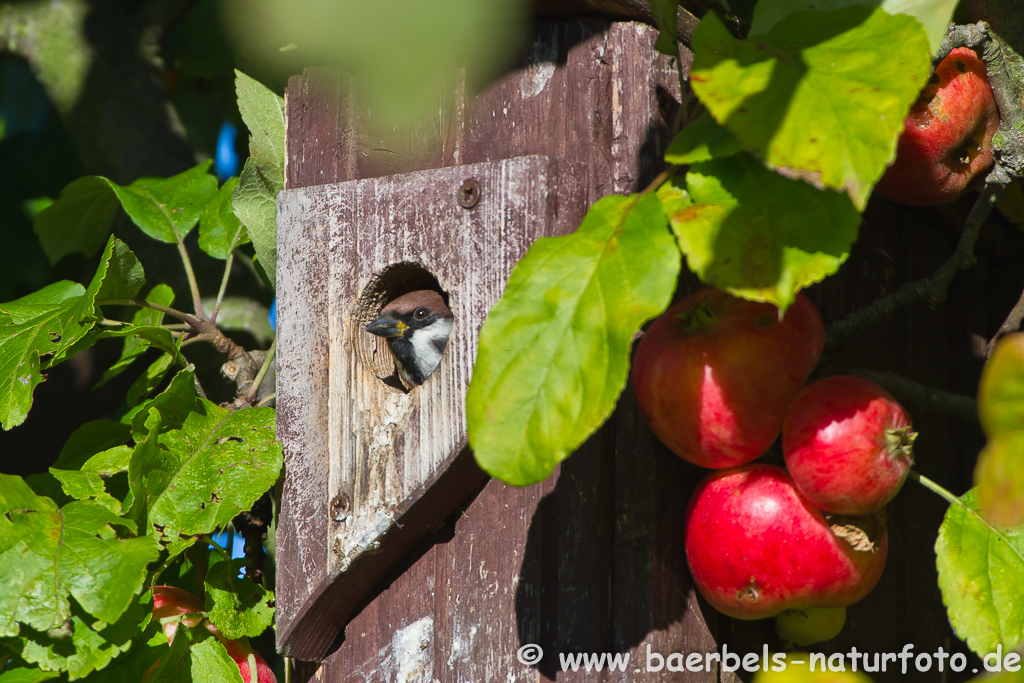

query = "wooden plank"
276;156;586;660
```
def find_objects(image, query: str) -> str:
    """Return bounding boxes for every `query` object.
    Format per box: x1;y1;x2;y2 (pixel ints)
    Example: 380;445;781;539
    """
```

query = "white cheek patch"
410;317;453;379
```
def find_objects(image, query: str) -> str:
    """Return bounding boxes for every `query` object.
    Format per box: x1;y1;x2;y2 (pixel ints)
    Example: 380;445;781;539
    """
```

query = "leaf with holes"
690;7;930;210
0;282;89;430
467;194;680;486
130;399;282;552
935;487;1024;658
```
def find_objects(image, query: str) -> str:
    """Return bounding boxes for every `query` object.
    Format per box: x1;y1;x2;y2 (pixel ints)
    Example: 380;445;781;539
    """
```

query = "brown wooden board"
276;14;1006;683
276;156;586;659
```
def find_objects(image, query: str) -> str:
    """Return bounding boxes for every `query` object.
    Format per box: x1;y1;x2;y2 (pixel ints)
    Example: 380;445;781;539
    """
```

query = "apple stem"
907;470;961;507
909;470;1024;567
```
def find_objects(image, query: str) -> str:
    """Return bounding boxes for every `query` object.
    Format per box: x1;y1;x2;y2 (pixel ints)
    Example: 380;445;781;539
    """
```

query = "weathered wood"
276;156;586;659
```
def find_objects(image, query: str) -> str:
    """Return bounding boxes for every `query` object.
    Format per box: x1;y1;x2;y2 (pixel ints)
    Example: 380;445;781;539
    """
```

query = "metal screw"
458;180;481;209
330;493;350;522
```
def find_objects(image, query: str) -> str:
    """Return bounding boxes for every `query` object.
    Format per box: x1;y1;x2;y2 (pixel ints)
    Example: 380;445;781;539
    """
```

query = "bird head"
365;289;453;386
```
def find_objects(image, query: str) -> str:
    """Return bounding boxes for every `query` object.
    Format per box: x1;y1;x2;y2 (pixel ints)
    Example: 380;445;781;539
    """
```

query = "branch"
826;182;1003;351
987;284;1024;357
847;369;978;422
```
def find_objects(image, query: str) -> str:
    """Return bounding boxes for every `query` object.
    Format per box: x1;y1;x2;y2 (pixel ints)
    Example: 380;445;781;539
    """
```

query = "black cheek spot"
955;60;966;73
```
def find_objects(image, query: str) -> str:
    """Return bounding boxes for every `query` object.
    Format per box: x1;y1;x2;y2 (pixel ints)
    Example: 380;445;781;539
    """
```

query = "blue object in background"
211;530;247;559
215;121;240;181
268;298;276;332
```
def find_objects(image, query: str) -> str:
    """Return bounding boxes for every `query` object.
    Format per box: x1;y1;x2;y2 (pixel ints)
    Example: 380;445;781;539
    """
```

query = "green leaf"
750;0;959;54
199;178;248;259
235;71;284;172
190;632;244;683
124;354;175;409
82;446;133;477
142;621;194;683
49;468;122;514
0;480;160;637
112;162;218;244
690;7;931;210
232;160;280;291
15;600;144;679
202;297;274;346
233;71;283;291
0;235;147;426
132;400;282;549
650;0;679;55
663;154;859;309
664;110;742;165
97;284;176;387
127;366;199;440
91;237;145;304
979;333;1024;439
205;561;274;640
935;487;1024;658
34;176;120;265
0;666;61;682
34;164;218;260
0;281;90;430
467;194;680;486
52;420;131;471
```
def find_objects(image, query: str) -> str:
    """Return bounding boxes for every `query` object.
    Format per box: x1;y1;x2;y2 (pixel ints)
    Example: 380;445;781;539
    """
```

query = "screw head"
458;180;481;209
330;493;350;522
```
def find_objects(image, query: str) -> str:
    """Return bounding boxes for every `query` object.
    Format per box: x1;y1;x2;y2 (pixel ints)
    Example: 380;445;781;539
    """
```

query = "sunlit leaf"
750;0;959;54
468;194;679;486
691;7;930;210
661;154;859;309
935;488;1024;658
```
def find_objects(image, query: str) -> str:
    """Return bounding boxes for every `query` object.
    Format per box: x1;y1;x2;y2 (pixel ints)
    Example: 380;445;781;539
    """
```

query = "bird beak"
366;313;407;338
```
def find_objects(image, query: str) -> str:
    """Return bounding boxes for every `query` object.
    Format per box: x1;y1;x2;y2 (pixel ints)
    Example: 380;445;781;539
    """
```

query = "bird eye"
414;307;428;319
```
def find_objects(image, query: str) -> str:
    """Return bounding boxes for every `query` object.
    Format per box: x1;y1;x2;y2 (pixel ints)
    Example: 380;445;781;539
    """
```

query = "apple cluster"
633;287;917;644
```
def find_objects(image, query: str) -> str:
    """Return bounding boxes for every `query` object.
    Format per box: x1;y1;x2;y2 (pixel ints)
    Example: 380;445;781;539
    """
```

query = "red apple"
149;586;277;683
875;47;1000;206
684;464;887;620
783;375;916;515
632;287;824;468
